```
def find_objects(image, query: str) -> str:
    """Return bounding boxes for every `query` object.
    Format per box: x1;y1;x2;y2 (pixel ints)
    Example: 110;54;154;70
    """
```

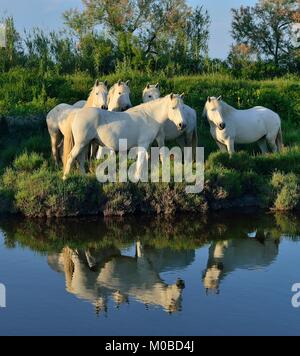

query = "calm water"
0;212;300;336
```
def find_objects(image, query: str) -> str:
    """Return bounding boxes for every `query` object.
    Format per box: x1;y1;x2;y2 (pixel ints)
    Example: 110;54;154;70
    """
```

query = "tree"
0;17;23;72
231;0;300;68
64;0;210;73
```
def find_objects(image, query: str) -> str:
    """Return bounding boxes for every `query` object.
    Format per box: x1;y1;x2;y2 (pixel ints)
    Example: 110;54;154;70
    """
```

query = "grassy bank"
1;71;300;217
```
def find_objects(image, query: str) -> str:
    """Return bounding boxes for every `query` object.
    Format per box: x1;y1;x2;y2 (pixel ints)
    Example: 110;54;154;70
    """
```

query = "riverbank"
1;147;300;217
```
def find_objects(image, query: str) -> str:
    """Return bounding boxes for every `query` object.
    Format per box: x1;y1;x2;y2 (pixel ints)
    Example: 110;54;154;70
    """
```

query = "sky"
0;0;256;58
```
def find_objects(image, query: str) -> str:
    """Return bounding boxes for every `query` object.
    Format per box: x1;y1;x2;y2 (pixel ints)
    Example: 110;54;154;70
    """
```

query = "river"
0;211;300;336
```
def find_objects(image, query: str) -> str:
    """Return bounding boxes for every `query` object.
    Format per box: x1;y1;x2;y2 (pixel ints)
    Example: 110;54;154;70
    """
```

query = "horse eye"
149;95;152;98
119;92;122;95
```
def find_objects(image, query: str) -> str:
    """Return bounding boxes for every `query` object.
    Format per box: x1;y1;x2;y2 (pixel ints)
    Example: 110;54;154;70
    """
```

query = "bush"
205;166;242;200
13;152;45;172
206;151;254;172
2;159;102;217
272;172;300;211
101;182;141;216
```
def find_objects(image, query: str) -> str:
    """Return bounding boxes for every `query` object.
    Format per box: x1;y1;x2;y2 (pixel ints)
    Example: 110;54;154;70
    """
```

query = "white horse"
63;94;186;180
203;96;283;155
46;80;108;165
108;80;132;112
142;83;161;102
203;235;279;294
48;245;185;313
143;84;198;161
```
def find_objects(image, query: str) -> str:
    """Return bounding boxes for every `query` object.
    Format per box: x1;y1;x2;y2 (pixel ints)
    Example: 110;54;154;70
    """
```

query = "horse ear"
118;79;122;86
155;83;160;89
104;80;108;87
180;93;185;99
125;80;130;86
217;96;222;101
207;97;211;103
95;79;100;87
170;93;174;100
147;83;150;89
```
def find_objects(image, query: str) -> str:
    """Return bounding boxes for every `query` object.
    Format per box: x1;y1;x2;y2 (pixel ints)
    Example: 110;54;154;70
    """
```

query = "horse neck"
219;101;235;118
142;98;169;125
85;91;95;108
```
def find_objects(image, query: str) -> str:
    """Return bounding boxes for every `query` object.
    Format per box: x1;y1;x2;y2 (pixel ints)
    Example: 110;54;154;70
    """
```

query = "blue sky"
0;0;256;58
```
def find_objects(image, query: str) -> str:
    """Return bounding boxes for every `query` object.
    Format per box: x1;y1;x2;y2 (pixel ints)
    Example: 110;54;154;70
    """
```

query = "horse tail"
63;114;75;169
276;126;284;152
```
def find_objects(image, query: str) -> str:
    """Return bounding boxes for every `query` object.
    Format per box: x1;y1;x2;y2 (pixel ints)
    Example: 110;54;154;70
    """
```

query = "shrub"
101;182;141;216
206;151;254;172
271;172;300;211
2;158;102;217
13;152;45;172
205;166;242;200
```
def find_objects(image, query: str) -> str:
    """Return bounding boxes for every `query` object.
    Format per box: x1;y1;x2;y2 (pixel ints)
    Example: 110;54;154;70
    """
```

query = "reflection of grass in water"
1;212;300;254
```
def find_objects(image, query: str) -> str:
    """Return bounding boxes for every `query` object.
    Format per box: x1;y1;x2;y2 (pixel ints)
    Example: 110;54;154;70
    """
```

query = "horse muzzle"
101;105;108;110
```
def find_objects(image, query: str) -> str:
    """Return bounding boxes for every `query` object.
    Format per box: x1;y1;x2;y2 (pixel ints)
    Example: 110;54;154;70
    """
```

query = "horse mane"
219;101;235;117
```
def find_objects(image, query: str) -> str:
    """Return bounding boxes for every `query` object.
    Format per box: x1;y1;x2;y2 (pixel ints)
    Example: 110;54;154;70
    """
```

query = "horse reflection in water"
202;232;279;294
48;242;193;314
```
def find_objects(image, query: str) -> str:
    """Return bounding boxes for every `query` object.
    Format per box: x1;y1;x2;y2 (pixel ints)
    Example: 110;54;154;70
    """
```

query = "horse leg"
216;141;227;153
226;140;235;156
50;132;62;166
63;144;86;180
176;134;186;151
266;136;278;153
182;133;193;163
156;130;166;163
77;146;88;174
257;138;268;154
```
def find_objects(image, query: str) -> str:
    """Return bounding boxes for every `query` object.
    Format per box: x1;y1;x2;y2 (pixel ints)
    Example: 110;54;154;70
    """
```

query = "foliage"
272;172;300;211
231;0;300;69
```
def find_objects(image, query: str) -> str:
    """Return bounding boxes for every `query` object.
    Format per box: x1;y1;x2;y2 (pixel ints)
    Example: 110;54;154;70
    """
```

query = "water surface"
0;212;300;336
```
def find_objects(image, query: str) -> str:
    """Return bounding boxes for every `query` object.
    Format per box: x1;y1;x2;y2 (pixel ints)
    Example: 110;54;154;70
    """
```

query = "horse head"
143;83;161;103
167;93;187;132
89;79;109;110
108;80;132;112
205;96;226;131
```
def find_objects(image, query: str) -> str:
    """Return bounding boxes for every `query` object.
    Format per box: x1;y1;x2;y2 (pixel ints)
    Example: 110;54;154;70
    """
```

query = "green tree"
24;28;53;73
231;0;300;68
0;17;23;72
64;0;210;73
